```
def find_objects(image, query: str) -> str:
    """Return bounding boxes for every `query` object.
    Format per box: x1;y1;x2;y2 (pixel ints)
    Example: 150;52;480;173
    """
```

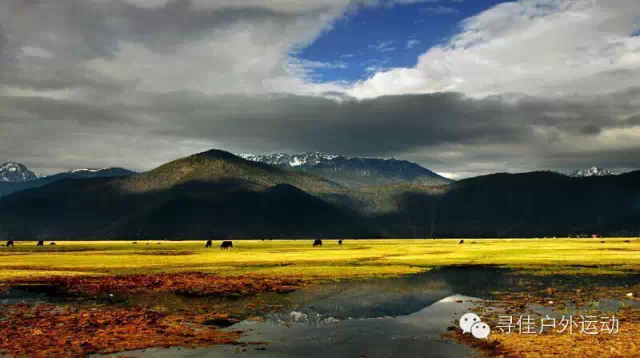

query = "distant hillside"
0;168;136;197
124;150;340;194
241;152;452;187
1;150;640;239
0;150;367;239
384;171;640;237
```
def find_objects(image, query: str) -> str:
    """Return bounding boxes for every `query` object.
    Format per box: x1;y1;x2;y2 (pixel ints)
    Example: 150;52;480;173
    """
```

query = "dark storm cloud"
543;147;640;171
5;86;640;176
142;90;640;157
148;92;532;155
0;95;135;126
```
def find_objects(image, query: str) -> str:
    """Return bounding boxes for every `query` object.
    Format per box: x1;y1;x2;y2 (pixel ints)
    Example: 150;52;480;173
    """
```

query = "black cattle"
49;242;56;246
6;240;14;247
338;239;343;245
37;240;44;247
205;239;213;248
220;241;233;250
459;239;464;244
313;239;323;247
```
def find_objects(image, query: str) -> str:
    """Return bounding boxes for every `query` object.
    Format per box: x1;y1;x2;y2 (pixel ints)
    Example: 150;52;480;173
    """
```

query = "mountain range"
240;152;453;187
0;151;639;239
569;167;614;177
0;164;136;197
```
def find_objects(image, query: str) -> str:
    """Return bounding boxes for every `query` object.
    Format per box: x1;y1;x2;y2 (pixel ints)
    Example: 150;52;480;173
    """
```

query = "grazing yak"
313;239;323;247
37;240;44;247
459;239;464;244
338;239;343;245
49;242;56;246
6;240;14;247
205;239;213;248
220;241;233;250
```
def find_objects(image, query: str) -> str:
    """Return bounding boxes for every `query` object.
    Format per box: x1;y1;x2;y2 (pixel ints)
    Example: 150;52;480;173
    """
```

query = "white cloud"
420;5;460;14
21;46;53;59
95;0;175;9
369;40;397;52
406;39;421;48
350;0;640;99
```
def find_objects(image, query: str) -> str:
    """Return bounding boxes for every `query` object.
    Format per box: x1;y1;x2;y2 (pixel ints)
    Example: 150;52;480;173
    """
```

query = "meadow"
2;238;640;357
1;238;639;280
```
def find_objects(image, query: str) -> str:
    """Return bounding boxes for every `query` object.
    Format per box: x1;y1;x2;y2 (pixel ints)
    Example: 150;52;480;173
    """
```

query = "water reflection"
6;267;639;357
111;295;479;358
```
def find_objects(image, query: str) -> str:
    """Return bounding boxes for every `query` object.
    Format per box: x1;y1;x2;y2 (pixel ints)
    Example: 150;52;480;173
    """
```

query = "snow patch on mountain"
71;168;104;173
241;152;352;167
0;162;40;182
240;151;453;186
570;167;614;177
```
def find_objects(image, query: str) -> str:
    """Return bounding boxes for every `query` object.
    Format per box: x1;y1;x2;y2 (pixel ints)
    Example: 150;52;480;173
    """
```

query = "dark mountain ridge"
0;167;136;197
0;150;366;239
1;151;639;239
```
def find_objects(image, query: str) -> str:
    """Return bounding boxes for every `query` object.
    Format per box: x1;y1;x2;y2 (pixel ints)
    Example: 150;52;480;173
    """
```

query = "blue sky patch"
295;0;506;83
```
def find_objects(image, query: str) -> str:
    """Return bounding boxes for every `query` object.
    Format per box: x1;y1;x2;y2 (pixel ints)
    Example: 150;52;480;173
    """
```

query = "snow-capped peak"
238;151;453;186
0;162;40;182
289;157;304;167
570;167;614;177
70;168;104;173
241;152;345;167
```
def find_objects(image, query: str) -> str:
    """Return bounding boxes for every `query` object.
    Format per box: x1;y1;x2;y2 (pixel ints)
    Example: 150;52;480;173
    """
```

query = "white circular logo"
459;313;481;334
471;321;491;339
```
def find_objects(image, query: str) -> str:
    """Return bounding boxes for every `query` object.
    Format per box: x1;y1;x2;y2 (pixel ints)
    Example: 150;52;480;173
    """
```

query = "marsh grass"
1;238;639;280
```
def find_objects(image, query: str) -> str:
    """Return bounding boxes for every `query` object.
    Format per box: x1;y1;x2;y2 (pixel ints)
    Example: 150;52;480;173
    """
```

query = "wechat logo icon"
459;313;491;339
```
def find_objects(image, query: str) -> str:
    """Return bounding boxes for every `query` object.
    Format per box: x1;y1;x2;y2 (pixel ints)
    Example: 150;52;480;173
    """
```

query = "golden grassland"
1;238;639;280
2;238;640;357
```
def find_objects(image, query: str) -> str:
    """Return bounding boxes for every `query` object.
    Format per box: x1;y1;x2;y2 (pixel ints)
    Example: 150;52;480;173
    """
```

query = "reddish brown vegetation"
0;304;242;357
9;273;305;297
0;274;305;357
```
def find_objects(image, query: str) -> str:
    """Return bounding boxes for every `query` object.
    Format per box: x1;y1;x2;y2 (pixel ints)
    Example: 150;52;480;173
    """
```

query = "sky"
1;0;640;179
